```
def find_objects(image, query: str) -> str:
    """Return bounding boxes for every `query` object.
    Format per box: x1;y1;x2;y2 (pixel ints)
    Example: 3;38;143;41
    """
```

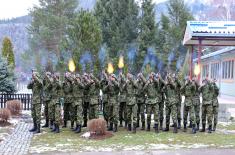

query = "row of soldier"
27;70;219;134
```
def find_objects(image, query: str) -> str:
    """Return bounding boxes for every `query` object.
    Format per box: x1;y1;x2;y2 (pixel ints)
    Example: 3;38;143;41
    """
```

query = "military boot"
128;124;132;131
163;123;169;132
49;120;53;129
188;121;192;128
62;120;67;128
29;121;37;132
192;124;196;134
82;120;87;127
51;123;56;132
125;121;128;129
119;120;123;127
159;120;163;130
183;123;187;132
75;125;81;133
208;125;212;133
170;124;174;127
212;123;217;131
196;123;200;131
177;119;181;129
71;121;74;130
113;124;118;132
141;122;145;130
55;124;60;133
132;123;137;134
34;123;40;134
73;123;79;131
173;123;178;133
200;124;206;132
147;123;151;131
42;119;49;128
154;123;159;133
108;123;113;131
136;120;140;128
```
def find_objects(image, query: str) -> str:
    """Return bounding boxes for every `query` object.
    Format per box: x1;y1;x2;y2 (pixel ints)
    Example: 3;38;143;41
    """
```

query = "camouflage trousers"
48;102;55;121
146;103;159;124
71;98;83;125
43;100;50;121
126;104;138;124
63;103;72;121
183;105;196;125
106;97;118;124
54;103;61;125
193;98;200;124
89;104;99;120
137;102;145;123
165;104;177;124
119;102;127;122
159;101;164;122
83;101;89;122
201;104;213;126
31;103;41;124
177;98;182;120
103;101;109;123
213;105;219;125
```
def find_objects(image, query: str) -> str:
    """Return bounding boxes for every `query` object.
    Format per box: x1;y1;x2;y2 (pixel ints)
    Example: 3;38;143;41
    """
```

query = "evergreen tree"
137;0;157;71
0;56;16;93
66;10;102;74
95;0;139;59
28;0;78;71
1;37;15;68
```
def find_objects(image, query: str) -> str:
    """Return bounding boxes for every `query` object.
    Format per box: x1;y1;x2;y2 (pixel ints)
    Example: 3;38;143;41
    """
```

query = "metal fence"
0;93;32;110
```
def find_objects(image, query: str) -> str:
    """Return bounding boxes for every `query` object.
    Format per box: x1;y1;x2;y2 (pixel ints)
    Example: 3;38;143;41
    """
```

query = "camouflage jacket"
104;80;119;105
43;76;53;101
163;82;178;106
88;77;100;105
51;79;62;101
181;81;196;106
211;82;219;106
73;79;84;98
62;78;73;103
123;78;137;106
199;82;213;104
100;77;109;103
27;76;43;104
118;76;127;103
136;77;147;103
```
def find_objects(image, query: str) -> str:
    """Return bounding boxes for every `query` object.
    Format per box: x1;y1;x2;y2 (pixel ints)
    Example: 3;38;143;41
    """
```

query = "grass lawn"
29;122;235;154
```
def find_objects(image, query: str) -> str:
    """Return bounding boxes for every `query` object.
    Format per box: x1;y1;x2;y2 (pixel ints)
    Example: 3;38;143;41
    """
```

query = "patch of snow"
30;146;57;153
187;143;209;149
81;132;91;138
149;144;171;150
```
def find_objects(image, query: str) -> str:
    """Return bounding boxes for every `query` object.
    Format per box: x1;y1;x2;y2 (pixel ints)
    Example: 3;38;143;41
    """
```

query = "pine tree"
0;56;16;93
1;37;15;68
137;0;157;71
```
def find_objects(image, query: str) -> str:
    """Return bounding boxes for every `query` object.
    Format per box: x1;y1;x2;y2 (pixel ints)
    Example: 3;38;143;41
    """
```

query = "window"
211;62;220;80
202;64;209;79
222;60;234;79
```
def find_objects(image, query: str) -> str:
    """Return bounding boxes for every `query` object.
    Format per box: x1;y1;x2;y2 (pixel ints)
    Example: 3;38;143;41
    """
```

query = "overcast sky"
0;0;167;20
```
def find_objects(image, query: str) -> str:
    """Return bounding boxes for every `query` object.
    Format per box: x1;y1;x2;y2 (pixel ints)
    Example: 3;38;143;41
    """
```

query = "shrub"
0;108;11;122
87;118;107;135
6;100;22;115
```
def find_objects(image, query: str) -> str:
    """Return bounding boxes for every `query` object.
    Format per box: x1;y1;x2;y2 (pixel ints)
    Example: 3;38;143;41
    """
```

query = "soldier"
143;72;164;133
88;74;101;120
159;73;165;130
71;74;84;133
199;78;213;133
163;74;178;133
100;71;109;126
181;76;197;134
175;74;182;129
192;76;201;130
118;72;127;128
211;79;219;131
122;73;138;133
42;72;53;128
82;73;90;127
62;72;73;128
51;73;62;133
104;74;119;132
136;72;147;129
28;71;43;134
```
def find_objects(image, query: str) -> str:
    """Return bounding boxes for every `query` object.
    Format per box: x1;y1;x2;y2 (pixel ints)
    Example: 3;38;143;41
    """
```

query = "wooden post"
190;46;194;79
198;39;202;81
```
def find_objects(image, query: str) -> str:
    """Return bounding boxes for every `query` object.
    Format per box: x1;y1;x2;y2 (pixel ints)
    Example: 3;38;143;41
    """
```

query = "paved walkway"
0;117;33;155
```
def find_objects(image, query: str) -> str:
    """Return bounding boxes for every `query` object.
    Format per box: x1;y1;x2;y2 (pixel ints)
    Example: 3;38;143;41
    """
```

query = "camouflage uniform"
62;75;73;127
181;80;197;133
175;77;182;128
211;81;219;131
42;73;53;128
88;75;100;120
136;74;146;129
192;80;201;130
71;75;84;133
199;80;213;133
51;75;62;133
123;75;138;133
82;75;90;127
163;76;178;133
118;74;127;127
27;72;43;133
143;75;164;132
100;74;109;124
159;93;165;130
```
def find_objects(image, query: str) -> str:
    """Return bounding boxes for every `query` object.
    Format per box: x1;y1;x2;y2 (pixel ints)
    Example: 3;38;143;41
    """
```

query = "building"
194;47;235;96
